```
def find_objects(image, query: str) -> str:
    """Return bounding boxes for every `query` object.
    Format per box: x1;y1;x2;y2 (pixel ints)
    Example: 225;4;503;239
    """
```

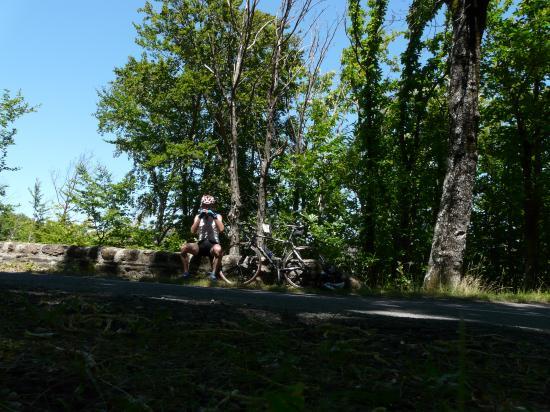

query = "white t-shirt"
198;215;220;243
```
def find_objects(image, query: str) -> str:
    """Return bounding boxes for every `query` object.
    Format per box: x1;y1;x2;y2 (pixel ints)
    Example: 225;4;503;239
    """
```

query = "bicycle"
224;224;314;287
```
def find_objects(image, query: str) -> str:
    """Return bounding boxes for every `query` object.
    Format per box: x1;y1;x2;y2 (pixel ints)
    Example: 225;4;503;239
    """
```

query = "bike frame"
262;225;310;285
231;224;310;286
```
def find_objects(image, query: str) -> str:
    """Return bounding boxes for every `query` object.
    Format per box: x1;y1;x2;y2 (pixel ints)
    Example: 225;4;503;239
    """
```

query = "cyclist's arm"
214;214;224;233
190;215;200;234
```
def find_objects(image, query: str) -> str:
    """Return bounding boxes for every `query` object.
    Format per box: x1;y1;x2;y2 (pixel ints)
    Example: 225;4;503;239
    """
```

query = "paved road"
1;271;549;333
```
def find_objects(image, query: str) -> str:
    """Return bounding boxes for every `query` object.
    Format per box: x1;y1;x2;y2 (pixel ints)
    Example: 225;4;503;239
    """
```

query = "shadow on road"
0;271;549;333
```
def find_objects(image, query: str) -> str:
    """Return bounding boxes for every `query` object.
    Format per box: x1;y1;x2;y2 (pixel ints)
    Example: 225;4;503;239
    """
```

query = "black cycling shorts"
198;239;218;257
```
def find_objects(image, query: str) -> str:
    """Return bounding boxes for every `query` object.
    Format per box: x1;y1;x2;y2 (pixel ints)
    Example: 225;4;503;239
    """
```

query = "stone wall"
0;241;231;280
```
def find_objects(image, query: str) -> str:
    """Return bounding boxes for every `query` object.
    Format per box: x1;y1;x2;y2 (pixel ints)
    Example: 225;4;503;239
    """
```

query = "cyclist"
180;194;225;281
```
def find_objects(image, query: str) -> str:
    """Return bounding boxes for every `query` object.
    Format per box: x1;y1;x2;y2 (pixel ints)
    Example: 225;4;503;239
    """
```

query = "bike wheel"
282;253;306;288
225;253;261;285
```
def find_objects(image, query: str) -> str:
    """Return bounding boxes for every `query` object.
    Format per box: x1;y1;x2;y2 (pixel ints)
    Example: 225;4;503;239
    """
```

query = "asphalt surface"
1;271;549;333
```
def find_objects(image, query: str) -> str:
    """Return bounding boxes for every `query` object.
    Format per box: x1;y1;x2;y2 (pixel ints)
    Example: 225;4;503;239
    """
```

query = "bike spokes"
283;258;306;288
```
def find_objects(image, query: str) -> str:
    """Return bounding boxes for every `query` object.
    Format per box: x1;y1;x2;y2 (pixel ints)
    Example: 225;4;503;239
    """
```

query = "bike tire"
225;252;261;285
282;253;306;288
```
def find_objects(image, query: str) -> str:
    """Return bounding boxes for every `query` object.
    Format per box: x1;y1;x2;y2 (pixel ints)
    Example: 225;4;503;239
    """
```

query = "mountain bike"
224;224;314;287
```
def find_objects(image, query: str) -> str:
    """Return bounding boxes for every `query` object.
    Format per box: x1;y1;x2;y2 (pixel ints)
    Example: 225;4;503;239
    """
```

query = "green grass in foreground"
1;290;548;411
352;287;550;305
172;275;550;305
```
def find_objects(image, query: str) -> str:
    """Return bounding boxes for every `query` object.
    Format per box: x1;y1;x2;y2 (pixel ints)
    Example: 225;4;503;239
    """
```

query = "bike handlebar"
285;224;305;230
239;224;306;245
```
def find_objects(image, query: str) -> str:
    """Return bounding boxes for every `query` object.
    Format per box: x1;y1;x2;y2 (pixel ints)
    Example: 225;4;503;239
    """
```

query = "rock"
138;250;155;265
348;277;362;290
222;255;240;271
66;246;88;258
150;251;174;265
42;244;67;256
22;244;41;254
0;242;332;285
87;246;99;260
100;247;119;261
189;255;212;275
303;259;322;275
119;249;140;262
95;263;118;275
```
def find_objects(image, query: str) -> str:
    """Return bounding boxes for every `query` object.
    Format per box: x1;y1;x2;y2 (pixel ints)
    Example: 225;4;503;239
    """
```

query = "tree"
471;0;549;289
72;163;135;245
0;209;35;242
342;0;389;282
51;154;92;224
255;0;314;246
102;0;285;254
273;73;352;265
280;10;340;215
424;0;490;290
201;0;268;254
28;178;48;227
96;56;210;246
343;0;387;250
0;90;36;198
390;3;450;283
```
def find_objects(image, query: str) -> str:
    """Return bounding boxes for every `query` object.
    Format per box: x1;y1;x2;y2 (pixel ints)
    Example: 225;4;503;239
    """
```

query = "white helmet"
201;194;215;206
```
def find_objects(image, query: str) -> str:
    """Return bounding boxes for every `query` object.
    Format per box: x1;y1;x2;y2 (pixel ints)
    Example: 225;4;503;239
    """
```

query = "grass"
427;275;550;304
359;287;550;304
1;260;548;304
1;289;548;411
171;274;550;305
0;261;47;273
0;262;550;304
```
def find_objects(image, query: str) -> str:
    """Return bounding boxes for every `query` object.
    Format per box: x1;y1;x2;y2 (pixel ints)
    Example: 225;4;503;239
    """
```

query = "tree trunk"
256;65;276;248
517;85;542;290
227;101;242;255
204;1;260;255
256;41;280;249
256;0;299;247
424;0;489;290
521;136;540;290
256;157;269;248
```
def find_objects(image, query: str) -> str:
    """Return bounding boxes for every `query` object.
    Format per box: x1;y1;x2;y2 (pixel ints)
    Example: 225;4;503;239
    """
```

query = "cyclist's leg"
211;243;223;277
180;243;199;274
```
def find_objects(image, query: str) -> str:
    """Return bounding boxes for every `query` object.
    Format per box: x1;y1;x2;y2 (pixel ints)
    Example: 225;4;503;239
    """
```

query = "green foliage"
340;0;451;287
265;383;305;411
36;220;92;246
0;90;36;201
0;90;35;175
468;0;550;288
0;208;35;242
0;205;92;246
96;55;210;246
265;67;364;280
72;163;136;246
97;0;303;249
28;179;48;228
343;0;389;258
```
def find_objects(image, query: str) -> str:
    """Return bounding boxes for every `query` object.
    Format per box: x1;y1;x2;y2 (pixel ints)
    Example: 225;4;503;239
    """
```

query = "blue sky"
1;0;410;217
